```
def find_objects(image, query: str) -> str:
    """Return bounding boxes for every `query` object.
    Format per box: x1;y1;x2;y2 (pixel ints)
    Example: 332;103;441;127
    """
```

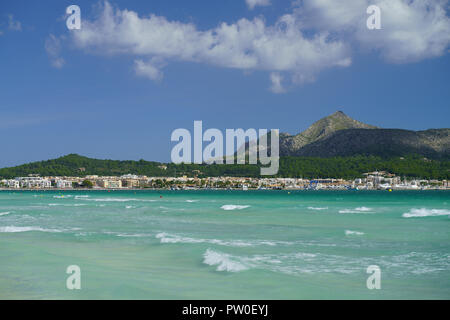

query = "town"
1;172;448;191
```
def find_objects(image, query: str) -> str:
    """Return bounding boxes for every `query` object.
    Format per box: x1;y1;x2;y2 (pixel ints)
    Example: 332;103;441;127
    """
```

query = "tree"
81;180;94;188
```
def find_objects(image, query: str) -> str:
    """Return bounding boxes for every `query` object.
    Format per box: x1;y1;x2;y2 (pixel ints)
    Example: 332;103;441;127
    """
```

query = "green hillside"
0;154;448;180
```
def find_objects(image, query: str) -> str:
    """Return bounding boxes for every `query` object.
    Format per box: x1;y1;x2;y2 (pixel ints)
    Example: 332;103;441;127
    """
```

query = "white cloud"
269;72;286;93
65;0;450;91
297;0;450;63
134;58;165;81
45;34;65;69
7;14;21;31
70;1;351;90
246;0;271;10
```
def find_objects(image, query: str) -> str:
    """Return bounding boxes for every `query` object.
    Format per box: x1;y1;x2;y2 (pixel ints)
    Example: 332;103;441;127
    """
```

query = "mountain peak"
279;111;378;155
332;110;346;116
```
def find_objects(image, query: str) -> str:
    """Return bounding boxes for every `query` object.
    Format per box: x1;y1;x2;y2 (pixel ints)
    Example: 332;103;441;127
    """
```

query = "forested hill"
0;154;448;180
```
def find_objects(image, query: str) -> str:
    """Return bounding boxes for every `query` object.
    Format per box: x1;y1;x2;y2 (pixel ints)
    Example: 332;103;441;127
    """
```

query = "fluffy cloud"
45;34;65;68
246;0;271;10
66;0;450;92
297;0;450;63
134;58;165;81
70;1;351;90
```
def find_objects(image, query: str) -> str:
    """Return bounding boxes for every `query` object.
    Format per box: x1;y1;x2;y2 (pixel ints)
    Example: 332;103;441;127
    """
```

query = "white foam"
156;232;252;247
0;226;64;233
339;207;373;214
0;212;11;216
402;208;450;218
186;200;199;203
77;197;156;203
308;207;328;211
203;249;249;272
220;205;250;211
48;203;87;207
345;230;365;236
53;195;73;199
116;233;152;238
156;232;292;247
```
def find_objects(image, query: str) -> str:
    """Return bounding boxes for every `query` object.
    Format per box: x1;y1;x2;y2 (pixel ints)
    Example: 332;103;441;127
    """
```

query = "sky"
0;0;449;167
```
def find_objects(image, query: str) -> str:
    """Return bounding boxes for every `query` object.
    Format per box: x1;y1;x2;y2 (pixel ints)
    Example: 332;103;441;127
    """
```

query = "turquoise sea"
0;190;449;299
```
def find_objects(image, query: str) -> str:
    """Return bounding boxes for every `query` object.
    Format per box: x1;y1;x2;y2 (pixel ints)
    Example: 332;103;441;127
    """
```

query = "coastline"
1;187;449;191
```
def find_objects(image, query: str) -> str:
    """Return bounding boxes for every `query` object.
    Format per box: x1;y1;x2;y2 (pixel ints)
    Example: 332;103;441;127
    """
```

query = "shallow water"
0;190;449;299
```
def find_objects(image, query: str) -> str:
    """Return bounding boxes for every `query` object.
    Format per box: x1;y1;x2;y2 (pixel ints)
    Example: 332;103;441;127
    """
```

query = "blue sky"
0;0;449;167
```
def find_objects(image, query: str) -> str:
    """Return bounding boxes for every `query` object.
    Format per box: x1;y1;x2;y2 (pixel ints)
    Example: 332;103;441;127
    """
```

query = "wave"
402;208;450;218
307;207;328;211
203;249;249;272
202;249;449;276
0;212;11;216
345;230;364;236
339;207;373;214
220;205;250;211
48;203;87;207
156;232;293;247
156;232;253;247
116;233;152;238
186;200;199;203
53;195;73;199
76;197;157;203
0;226;64;233
202;250;318;274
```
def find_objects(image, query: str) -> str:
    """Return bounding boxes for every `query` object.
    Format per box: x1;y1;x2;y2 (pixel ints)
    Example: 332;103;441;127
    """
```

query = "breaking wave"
76;197;157;203
339;207;373;214
203;249;249;272
0;212;11;216
220;205;250;211
0;226;65;233
402;208;450;218
48;203;87;207
345;230;364;236
156;232;290;247
308;207;328;211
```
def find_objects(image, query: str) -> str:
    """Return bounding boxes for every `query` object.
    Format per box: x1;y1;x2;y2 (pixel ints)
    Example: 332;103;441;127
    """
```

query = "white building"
56;180;73;189
17;177;51;189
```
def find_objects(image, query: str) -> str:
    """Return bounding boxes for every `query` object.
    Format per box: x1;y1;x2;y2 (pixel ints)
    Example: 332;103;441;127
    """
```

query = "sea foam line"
308;207;328;211
339;207;373;214
345;230;365;236
220;205;250;211
402;208;450;218
0;226;64;233
156;232;292;247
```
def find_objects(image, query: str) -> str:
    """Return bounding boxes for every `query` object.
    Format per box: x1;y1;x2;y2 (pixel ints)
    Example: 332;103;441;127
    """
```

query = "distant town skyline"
1;0;449;168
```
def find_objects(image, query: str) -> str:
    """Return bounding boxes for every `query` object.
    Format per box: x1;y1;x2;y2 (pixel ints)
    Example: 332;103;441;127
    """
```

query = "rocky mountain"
293;128;450;159
279;111;378;156
246;111;449;159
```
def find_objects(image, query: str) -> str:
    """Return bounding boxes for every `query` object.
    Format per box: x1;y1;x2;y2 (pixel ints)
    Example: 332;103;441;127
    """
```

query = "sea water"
0;190;449;299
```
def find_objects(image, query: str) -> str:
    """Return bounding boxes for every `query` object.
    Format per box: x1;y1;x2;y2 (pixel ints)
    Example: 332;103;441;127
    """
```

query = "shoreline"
0;188;449;192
